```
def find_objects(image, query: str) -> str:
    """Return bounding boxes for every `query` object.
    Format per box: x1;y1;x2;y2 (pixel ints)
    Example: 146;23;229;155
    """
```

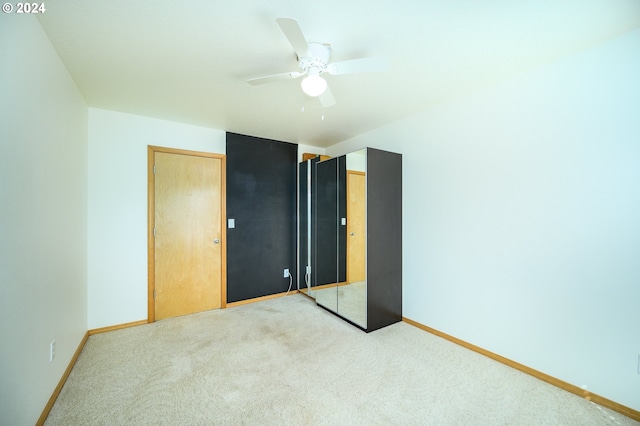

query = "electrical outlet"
283;268;290;278
50;340;56;362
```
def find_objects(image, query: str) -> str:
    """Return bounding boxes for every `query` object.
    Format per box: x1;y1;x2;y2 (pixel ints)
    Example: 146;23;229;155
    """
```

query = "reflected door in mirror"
347;171;366;283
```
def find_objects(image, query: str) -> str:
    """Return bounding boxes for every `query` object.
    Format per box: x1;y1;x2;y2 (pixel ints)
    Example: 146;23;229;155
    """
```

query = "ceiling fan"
247;18;388;107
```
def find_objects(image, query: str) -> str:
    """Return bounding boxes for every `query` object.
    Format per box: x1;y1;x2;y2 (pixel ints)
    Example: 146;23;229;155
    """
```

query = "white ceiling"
37;1;640;147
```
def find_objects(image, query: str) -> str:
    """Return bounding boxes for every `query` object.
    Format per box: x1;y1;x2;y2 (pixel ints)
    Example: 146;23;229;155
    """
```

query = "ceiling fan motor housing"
299;43;331;74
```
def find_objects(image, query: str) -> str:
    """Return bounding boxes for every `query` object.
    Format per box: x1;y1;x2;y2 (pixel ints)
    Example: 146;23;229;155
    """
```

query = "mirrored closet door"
298;148;402;332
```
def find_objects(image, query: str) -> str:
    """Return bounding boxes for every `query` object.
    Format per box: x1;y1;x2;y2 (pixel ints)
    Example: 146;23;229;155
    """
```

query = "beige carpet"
45;294;637;425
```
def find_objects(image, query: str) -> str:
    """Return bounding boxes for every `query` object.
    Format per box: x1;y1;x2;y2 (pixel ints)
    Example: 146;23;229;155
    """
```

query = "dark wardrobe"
299;148;402;332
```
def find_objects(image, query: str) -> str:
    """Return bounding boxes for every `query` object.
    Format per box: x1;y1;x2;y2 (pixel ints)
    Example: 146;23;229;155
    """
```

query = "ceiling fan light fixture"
301;74;327;97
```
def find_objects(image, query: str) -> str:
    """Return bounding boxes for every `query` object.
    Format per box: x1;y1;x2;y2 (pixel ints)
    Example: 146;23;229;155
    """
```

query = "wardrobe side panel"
366;148;402;332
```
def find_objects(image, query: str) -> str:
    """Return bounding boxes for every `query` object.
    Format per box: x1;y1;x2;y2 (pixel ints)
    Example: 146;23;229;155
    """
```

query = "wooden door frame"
147;145;227;323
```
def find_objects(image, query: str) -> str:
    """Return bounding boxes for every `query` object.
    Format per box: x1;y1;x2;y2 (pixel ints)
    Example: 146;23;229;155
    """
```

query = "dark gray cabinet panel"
366;148;403;332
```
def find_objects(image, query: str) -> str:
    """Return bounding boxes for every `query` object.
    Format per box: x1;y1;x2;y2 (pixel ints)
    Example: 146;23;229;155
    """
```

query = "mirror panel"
337;150;367;328
311;157;343;312
298;158;313;295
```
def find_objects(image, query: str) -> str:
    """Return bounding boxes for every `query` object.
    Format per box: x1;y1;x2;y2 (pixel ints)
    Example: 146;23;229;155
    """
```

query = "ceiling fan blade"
327;56;388;75
247;71;303;86
318;87;336;108
276;18;309;58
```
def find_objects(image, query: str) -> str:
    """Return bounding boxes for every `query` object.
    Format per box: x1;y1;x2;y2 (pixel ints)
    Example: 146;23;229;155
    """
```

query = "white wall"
88;109;226;329
0;16;88;426
327;29;640;411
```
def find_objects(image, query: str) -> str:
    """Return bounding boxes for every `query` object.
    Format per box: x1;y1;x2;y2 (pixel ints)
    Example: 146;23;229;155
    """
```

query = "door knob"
350;232;355;236
214;239;220;244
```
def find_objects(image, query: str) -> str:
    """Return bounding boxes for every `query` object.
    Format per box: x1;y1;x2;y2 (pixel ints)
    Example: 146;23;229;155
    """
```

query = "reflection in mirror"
337;150;367;328
297;158;313;296
311;157;345;313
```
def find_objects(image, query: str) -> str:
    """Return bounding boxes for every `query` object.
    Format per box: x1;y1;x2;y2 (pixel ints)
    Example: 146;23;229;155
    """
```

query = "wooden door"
347;171;366;283
150;147;225;321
